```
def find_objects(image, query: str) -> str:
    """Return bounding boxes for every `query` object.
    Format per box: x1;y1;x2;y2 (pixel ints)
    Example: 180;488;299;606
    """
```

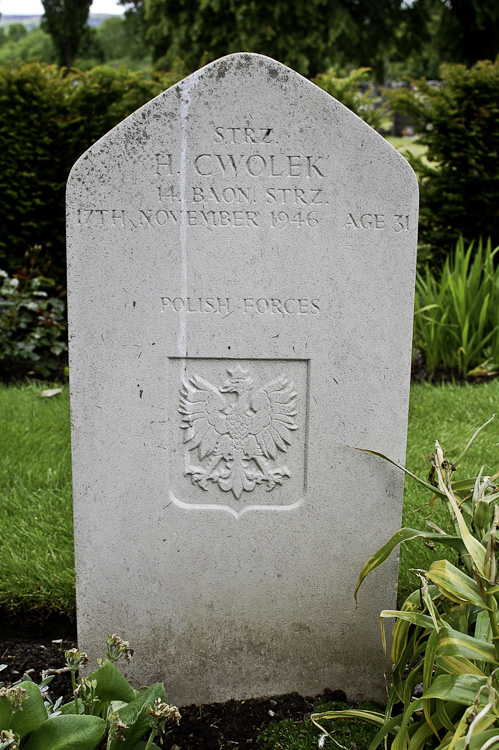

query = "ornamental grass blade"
355;529;462;602
437;628;497;666
310;709;385;728
423;629;440;732
436;655;485;676
381;609;436;631
426;560;493;609
446;728;499;750
453;414;496;468
392;698;423;750
349;446;447;497
434;445;487;577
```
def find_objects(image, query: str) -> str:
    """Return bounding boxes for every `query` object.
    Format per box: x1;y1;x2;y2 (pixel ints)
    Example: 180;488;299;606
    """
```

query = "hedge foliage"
388;59;499;265
0;62;180;284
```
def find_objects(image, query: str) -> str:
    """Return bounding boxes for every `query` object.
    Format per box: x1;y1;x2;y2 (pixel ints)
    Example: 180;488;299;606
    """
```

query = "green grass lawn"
386;135;428;163
0;380;498;617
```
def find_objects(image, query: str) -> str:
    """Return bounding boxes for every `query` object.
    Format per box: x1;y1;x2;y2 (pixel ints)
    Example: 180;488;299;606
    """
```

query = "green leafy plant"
313;68;391;131
413;237;499;378
312;415;499;749
0;634;180;750
0;262;67;380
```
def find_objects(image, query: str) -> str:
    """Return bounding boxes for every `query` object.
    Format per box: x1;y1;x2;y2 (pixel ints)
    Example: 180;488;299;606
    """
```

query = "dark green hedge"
0;63;180;285
388;60;499;265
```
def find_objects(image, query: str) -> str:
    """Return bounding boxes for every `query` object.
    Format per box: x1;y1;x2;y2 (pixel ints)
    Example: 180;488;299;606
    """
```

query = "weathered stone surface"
67;53;418;705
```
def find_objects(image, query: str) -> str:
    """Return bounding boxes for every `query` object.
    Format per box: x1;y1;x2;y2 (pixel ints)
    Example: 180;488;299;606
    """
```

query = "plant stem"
71;671;80;714
143;729;157;750
486;601;499;663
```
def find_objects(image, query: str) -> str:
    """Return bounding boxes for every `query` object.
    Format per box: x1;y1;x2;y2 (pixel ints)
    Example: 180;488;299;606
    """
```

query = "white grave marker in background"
67;53;418;705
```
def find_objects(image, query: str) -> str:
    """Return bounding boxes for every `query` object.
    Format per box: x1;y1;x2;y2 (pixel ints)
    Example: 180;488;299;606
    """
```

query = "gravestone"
67;53;418;705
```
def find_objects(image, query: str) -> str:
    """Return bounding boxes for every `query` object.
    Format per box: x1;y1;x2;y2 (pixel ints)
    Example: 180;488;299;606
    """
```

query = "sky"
0;0;124;14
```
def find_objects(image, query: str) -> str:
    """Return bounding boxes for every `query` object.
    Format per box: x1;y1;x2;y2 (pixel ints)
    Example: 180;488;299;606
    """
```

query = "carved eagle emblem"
179;366;298;499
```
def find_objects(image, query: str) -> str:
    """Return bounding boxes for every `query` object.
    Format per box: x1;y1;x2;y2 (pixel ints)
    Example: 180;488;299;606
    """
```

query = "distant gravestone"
67;53;418;705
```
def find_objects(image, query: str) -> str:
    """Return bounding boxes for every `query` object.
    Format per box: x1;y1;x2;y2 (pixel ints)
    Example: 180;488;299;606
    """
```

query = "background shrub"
388;59;499;266
0;255;67;379
0;61;179;286
313;67;391;131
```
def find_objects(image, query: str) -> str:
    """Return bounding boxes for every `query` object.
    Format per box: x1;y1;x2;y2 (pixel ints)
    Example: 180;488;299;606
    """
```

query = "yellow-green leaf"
427;560;492;609
438;628;497;665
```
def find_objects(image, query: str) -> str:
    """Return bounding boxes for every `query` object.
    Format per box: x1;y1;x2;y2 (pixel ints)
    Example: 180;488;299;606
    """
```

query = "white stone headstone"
67;53;418;705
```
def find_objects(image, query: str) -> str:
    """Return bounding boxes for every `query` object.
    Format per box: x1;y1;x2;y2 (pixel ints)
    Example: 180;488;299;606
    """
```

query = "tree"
142;0;402;80
41;0;92;68
403;0;499;70
435;0;499;66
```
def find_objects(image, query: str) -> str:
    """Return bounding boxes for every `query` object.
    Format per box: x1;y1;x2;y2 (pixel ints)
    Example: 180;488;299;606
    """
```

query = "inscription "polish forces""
161;297;320;315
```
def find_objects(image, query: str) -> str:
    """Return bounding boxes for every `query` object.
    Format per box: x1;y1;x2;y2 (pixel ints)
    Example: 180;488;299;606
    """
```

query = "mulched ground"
1;612;344;749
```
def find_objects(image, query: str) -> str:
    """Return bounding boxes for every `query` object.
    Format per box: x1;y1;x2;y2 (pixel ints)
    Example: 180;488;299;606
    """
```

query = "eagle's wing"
179;374;229;460
250;376;298;460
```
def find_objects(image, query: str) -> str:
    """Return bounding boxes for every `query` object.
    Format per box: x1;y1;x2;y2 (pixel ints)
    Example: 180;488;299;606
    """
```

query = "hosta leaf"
87;660;136;704
110;683;167;750
427;560;492;609
10;681;48;739
0;695;12;731
23;714;106;750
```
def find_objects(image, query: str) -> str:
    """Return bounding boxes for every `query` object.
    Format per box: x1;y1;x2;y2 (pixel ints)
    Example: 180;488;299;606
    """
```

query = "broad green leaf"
423;674;488;704
427;560;492;609
438;627;498;665
23;714;106;750
87;660;136;704
10;681;48;740
355;529;463;601
110;683;167;750
0;695;12;730
59;699;79;715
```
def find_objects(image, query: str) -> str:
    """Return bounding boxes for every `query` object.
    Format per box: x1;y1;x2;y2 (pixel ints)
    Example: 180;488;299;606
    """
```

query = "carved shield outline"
168;357;309;519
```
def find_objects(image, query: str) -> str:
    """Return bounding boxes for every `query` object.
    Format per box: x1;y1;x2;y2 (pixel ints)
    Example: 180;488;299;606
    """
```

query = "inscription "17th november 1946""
74;125;412;232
